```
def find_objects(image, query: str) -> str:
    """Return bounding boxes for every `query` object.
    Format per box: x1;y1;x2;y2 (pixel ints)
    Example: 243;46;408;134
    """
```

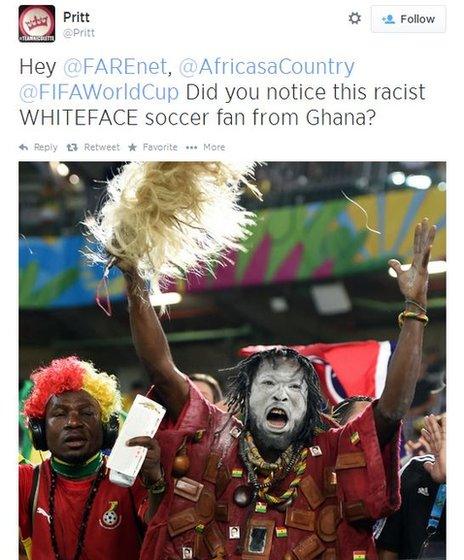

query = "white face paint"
248;360;309;452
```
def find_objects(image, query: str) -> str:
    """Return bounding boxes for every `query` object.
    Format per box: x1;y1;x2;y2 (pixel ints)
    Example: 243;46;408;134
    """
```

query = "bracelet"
398;310;429;328
405;299;427;313
141;469;166;494
145;477;166;495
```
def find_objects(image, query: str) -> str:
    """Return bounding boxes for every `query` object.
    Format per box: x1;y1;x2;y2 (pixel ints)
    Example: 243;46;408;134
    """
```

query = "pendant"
172;455;190;477
233;484;253;507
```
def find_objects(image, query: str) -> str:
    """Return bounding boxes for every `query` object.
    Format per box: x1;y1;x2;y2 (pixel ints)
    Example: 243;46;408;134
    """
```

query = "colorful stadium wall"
19;189;446;309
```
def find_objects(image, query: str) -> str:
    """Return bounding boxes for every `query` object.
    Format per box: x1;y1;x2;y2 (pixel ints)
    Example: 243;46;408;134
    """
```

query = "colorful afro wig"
23;356;122;423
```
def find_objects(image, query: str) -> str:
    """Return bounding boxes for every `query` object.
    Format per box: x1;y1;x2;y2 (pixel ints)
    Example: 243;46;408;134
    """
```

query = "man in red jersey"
120;218;435;560
19;356;165;560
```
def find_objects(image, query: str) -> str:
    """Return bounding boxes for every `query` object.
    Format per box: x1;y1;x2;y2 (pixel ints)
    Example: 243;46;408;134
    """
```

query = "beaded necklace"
243;432;295;474
48;463;105;560
239;432;309;506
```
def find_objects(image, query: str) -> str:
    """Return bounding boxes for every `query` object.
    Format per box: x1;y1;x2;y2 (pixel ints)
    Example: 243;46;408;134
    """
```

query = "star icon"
128;143;137;151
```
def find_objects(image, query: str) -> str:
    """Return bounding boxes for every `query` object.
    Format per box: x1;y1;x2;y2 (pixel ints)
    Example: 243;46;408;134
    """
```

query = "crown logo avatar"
25;14;49;31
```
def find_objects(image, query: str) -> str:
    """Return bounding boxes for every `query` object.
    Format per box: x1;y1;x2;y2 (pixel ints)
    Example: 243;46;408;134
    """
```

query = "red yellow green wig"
23;356;122;423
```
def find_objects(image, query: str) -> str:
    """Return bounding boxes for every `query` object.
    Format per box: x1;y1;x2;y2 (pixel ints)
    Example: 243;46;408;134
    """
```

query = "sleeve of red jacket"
335;403;401;521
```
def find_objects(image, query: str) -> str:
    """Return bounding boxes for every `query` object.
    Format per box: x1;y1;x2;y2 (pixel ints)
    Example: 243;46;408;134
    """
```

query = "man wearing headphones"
19;356;164;560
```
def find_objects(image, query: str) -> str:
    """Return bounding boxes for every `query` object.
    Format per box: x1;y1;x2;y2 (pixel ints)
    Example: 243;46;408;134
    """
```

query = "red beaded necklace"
48;464;106;560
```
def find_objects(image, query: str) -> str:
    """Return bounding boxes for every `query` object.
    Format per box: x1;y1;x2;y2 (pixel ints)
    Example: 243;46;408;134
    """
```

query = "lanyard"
427;483;446;532
418;483;446;559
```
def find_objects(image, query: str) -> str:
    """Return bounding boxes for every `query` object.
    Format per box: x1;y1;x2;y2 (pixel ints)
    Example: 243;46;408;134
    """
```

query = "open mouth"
266;407;288;430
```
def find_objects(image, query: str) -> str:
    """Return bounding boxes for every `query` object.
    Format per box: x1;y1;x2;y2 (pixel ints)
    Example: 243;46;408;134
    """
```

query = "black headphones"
28;414;120;452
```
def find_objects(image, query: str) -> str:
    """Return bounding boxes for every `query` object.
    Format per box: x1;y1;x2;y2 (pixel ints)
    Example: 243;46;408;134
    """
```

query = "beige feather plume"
85;161;261;293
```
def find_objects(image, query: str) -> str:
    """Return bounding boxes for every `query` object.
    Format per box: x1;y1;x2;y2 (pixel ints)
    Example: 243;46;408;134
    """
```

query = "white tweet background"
2;0;462;555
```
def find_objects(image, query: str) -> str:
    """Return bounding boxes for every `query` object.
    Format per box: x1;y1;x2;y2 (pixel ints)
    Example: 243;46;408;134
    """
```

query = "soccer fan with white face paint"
248;359;309;455
118;218;436;560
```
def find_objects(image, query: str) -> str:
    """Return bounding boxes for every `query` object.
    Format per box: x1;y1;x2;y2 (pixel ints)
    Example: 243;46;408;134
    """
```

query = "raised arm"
374;218;436;445
122;266;189;420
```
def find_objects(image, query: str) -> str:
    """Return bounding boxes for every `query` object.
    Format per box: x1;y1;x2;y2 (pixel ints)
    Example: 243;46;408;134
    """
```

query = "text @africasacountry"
19;57;428;128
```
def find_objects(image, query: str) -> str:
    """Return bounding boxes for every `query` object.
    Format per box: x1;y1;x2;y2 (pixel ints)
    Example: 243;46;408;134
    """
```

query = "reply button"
371;5;446;32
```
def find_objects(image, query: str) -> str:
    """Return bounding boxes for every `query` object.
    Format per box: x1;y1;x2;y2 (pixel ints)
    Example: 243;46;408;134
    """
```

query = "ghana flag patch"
275;527;288;538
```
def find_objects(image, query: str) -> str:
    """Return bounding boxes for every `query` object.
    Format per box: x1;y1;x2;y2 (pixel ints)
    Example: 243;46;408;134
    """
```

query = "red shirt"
19;459;148;560
141;382;401;560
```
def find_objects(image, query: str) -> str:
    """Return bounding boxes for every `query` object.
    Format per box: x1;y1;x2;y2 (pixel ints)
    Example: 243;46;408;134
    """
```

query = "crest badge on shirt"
99;500;122;529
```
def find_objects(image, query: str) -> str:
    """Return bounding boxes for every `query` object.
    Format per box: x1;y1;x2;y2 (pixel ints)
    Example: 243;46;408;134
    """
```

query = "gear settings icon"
349;12;361;24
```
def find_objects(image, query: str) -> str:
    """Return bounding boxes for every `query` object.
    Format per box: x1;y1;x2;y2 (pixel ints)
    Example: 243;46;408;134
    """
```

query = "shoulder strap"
29;464;41;531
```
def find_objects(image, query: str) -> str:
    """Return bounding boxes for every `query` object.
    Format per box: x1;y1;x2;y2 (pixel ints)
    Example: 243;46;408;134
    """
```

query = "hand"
127;436;162;485
422;414;446;483
405;434;432;457
110;255;137;276
111;256;143;292
389;218;436;308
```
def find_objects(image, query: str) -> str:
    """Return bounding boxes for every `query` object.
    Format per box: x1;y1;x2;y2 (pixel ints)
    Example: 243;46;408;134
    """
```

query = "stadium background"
19;161;445;412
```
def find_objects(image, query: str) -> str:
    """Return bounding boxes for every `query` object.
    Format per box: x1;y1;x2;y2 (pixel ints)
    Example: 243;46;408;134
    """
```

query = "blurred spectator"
122;379;147;412
404;413;445;459
404;349;446;442
376;414;446;559
331;395;374;425
410;349;445;414
404;432;432;458
189;373;223;404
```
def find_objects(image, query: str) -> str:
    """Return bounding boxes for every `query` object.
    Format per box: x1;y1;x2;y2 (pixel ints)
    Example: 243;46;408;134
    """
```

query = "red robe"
140;382;401;560
19;459;148;560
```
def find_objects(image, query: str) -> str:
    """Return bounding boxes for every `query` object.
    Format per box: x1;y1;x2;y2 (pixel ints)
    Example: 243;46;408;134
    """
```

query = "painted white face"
248;360;309;452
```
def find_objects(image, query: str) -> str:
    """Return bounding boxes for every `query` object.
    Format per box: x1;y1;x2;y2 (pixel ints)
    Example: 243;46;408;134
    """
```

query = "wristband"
398;310;429;328
142;468;166;494
404;299;427;313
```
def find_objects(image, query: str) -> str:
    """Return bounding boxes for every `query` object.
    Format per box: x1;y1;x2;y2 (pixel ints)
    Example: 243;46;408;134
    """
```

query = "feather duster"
85;161;261;294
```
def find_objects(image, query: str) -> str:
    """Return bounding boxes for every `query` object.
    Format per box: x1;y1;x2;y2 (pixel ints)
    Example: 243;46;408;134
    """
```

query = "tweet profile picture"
19;5;55;42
